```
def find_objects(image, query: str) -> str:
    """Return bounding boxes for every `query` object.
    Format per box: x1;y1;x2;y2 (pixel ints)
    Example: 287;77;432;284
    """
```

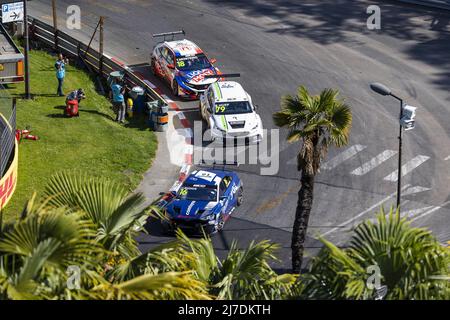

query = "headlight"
213;126;226;133
203;212;216;220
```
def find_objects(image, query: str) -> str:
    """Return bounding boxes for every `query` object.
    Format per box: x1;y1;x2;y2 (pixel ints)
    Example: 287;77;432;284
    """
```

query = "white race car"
199;81;263;144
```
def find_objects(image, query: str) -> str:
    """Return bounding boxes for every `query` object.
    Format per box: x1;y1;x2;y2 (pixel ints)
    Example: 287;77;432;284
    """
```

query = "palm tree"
43;171;148;258
0;195;103;299
300;207;450;300
273;86;352;273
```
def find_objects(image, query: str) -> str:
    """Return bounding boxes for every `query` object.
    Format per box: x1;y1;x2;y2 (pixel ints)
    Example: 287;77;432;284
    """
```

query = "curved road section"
30;0;450;270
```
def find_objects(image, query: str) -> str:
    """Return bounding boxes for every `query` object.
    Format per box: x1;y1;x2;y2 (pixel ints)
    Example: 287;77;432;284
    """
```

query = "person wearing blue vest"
55;53;68;96
111;79;126;123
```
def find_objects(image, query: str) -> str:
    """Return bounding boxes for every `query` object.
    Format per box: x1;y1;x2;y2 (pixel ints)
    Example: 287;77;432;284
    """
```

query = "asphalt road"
29;0;450;270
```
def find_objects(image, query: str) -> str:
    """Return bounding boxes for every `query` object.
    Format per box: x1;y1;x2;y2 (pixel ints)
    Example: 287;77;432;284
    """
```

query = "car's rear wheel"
237;187;244;206
172;80;179;97
151;59;157;76
217;214;225;232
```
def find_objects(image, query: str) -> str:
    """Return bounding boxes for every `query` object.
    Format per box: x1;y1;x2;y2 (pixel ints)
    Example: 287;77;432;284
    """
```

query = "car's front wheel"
172;80;179;97
237;187;244;206
216;214;225;232
151;58;157;76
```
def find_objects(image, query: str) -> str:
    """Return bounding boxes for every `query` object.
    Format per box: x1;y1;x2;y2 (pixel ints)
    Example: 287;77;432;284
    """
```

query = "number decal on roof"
195;170;216;182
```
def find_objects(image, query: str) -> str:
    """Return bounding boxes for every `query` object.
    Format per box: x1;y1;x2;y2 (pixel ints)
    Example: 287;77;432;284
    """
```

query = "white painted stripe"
383;155;430;182
411;201;450;223
351;150;397;176
180;164;191;175
445;155;450;161
322;145;367;170
169;180;183;193
184;144;194;155
403;185;431;196
178;128;192;138
320;184;411;238
177;111;186;120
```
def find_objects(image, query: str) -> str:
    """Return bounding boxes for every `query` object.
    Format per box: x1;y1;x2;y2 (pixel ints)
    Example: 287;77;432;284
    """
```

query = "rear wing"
152;30;185;42
195;160;240;171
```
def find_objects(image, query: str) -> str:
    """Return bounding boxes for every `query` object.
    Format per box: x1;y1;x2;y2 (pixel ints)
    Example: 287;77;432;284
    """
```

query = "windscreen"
214;101;252;115
176;54;211;71
178;184;217;201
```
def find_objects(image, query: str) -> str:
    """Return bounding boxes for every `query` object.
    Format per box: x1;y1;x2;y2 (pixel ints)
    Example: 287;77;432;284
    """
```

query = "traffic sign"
2;2;24;23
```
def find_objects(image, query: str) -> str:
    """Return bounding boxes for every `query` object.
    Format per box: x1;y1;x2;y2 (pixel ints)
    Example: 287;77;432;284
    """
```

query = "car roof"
184;169;234;186
165;39;203;57
211;81;248;103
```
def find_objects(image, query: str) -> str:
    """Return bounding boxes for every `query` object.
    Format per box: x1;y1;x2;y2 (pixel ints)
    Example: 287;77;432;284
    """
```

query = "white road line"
445;155;450;161
322;145;367;170
351;150;397;176
411;201;450;223
320;184;411;238
383;155;430;182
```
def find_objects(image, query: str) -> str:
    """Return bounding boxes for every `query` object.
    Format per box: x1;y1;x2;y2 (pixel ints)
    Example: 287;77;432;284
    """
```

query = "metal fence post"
52;0;58;51
99;16;104;76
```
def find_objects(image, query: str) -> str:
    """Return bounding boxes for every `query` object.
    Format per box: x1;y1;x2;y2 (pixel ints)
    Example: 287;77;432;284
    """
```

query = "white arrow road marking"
402;206;435;219
322;145;367;170
320;184;411;238
351;150;397;176
403;185;432;196
411;201;450;223
383;155;430;182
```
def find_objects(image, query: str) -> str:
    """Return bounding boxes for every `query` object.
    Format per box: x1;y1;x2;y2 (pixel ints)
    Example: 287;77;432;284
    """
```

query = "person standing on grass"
111;79;126;123
55;53;68;96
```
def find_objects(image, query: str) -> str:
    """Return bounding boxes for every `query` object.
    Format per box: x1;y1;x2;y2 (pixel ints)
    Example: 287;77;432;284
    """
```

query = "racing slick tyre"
172;80;179;97
161;220;173;235
216;214;225;233
237;187;244;206
151;59;157;76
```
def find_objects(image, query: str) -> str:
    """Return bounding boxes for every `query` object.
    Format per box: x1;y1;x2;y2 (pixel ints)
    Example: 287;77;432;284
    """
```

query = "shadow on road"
203;0;450;95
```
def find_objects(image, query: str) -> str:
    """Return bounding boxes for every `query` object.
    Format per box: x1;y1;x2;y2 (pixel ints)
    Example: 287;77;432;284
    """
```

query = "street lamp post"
370;83;404;209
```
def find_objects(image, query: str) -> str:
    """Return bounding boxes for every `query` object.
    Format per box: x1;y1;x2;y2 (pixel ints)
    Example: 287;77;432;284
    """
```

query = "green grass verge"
2;50;157;221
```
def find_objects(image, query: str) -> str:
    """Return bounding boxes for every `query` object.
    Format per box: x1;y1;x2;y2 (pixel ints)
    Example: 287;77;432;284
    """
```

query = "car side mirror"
254;104;259;110
167;63;175;69
210;58;217;64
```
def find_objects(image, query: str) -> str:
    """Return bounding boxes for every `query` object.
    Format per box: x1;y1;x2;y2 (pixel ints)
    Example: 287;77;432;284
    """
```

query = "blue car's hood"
167;199;219;219
178;67;218;85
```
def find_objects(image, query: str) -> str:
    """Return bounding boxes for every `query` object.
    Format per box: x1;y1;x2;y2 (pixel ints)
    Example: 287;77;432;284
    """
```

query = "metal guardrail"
27;16;167;107
0;99;16;177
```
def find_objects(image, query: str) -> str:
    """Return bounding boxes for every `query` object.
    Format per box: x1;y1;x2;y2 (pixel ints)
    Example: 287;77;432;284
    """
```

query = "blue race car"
162;169;243;234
